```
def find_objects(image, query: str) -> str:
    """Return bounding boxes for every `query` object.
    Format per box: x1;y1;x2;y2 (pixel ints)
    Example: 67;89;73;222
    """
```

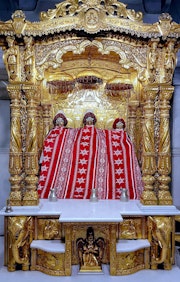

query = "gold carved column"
22;85;40;205
41;104;52;141
64;224;72;276
140;86;158;205
157;85;173;205
128;101;139;154
8;84;23;206
109;224;118;275
37;104;52;161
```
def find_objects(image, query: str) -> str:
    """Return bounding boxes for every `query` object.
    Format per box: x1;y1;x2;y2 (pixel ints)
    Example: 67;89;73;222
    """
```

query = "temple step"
30;240;65;253
116;239;150;253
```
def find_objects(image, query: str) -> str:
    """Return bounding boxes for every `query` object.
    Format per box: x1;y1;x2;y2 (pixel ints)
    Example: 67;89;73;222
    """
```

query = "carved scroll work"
0;0;180;205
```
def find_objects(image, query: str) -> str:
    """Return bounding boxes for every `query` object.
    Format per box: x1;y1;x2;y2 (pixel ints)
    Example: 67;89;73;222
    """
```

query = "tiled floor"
0;236;180;282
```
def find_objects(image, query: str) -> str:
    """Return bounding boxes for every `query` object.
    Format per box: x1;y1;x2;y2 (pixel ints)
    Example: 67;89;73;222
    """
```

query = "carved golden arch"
0;0;179;206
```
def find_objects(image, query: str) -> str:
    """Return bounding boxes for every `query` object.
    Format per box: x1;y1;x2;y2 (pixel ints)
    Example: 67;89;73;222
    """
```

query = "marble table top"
1;199;180;222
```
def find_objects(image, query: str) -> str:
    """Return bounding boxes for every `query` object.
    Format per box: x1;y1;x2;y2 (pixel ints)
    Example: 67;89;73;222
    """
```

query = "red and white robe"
37;126;78;198
38;126;143;200
105;129;143;199
58;125;108;199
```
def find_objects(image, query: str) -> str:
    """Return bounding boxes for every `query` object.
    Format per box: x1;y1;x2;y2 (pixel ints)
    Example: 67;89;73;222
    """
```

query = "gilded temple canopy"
0;0;179;39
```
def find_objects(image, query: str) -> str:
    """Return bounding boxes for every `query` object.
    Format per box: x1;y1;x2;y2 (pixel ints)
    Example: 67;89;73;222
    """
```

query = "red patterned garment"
105;128;143;199
37;126;78;198
58;125;108;199
38;126;143;200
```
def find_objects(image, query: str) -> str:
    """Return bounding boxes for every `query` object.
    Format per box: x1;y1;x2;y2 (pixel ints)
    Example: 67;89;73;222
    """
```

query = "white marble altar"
0;236;180;282
1;199;180;277
1;199;180;218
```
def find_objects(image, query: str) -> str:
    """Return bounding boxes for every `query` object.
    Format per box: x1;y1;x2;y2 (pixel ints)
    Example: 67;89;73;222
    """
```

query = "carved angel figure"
77;227;104;271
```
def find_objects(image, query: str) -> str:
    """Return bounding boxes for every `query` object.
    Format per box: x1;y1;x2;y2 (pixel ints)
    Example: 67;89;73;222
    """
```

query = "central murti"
37;110;143;201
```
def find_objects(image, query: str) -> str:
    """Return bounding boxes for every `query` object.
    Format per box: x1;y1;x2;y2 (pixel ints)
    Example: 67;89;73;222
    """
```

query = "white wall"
0;100;10;234
172;85;180;208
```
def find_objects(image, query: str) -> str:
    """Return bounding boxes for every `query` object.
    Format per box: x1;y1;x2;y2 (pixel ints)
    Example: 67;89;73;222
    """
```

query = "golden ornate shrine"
0;0;180;207
1;2;180;276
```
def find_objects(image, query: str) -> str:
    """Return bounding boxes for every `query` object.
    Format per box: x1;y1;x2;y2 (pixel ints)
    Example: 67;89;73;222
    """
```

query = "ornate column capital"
7;84;21;100
159;85;174;101
22;84;40;102
143;85;159;100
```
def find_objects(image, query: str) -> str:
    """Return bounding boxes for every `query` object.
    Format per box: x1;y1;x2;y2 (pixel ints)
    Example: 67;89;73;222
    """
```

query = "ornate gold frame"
0;0;180;206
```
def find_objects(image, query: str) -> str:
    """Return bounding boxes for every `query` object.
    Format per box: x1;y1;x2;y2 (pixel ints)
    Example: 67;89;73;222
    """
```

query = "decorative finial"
5;199;13;213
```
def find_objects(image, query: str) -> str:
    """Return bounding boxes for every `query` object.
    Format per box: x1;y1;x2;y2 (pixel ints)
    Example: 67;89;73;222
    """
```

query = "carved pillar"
109;224;117;275
64;224;72;276
37;104;51;162
22;85;40;205
41;104;52;140
157;85;173;205
140;86;158;205
128;101;139;153
8;85;23;206
36;105;43;161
